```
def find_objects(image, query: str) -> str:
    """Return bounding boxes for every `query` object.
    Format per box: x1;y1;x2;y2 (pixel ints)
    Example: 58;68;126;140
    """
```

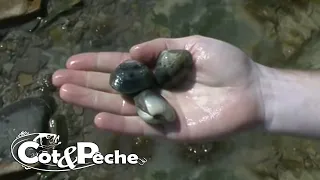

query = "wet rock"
36;0;83;31
0;0;42;21
0;43;6;52
152;170;168;180
73;105;83;116
20;17;41;32
2;83;19;105
0;96;56;176
0;53;11;67
69;20;86;44
0;29;8;40
130;136;154;160
15;47;41;74
178;141;229;164
17;73;33;87
31;73;56;94
245;0;320;62
0;97;3;107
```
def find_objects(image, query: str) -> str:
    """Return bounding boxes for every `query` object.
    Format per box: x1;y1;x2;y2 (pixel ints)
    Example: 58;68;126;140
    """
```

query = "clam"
133;89;176;124
109;49;193;125
109;59;155;96
154;50;193;88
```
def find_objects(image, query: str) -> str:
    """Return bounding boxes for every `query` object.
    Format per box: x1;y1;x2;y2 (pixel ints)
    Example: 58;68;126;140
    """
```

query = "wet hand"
52;35;264;142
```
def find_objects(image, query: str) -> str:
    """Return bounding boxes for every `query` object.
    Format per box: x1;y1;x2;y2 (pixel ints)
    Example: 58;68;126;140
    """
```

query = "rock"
0;53;11;67
73;105;83;116
0;95;56;176
17;73;33;87
0;97;3;107
20;17;41;32
0;29;8;40
36;0;83;30
2;62;14;75
15;47;41;74
0;0;42;21
2;83;19;105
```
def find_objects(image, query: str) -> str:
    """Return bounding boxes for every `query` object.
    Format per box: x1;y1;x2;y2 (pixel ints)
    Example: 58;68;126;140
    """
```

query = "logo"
11;131;147;172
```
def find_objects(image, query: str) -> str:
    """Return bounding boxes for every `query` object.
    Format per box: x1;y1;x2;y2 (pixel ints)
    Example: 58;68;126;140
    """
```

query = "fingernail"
130;45;141;52
52;71;66;85
67;59;79;68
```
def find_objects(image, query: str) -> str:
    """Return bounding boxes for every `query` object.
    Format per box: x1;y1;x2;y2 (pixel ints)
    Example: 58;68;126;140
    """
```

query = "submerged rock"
0;95;56;176
15;47;42;74
0;0;42;21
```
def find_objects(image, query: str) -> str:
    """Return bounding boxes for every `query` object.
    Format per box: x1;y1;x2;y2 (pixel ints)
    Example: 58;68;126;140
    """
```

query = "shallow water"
1;0;320;179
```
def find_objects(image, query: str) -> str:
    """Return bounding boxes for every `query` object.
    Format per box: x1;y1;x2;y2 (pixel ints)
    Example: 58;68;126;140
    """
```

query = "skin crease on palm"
52;35;265;142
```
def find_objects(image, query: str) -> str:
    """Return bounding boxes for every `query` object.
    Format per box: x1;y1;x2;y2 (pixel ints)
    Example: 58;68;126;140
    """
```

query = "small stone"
0;53;10;66
2;63;13;75
0;43;6;51
15;47;41;74
76;176;85;180
73;105;84;116
17;73;33;87
306;147;317;156
0;97;3;107
20;18;41;32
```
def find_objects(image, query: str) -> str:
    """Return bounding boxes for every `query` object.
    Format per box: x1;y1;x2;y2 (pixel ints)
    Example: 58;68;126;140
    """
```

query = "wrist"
257;64;320;137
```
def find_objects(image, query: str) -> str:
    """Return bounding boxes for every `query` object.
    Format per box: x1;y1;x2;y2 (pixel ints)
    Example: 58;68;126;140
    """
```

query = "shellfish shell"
133;89;176;124
153;50;193;89
109;59;156;95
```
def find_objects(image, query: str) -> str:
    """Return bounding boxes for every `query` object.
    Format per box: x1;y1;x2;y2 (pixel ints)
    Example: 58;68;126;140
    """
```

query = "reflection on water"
1;0;320;179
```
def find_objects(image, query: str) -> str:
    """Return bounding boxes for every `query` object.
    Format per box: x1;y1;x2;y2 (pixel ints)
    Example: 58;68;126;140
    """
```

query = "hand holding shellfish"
52;35;264;141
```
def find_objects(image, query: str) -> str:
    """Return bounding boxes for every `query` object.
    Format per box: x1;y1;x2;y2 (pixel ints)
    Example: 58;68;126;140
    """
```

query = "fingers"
94;112;165;137
65;35;201;72
59;84;136;115
52;69;116;93
66;52;131;72
129;36;199;63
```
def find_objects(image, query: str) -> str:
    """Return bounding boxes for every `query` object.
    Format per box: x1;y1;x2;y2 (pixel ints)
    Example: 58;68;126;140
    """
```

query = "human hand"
52;35;265;142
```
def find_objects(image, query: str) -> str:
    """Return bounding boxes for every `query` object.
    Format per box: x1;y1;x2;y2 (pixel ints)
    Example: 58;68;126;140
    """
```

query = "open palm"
52;35;264;142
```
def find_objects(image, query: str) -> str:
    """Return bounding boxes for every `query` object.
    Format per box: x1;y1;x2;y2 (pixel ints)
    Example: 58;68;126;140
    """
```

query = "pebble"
0;97;3;107
2;63;14;75
15;47;41;74
73;105;84;116
0;53;10;66
76;176;85;180
17;73;33;87
20;18;41;32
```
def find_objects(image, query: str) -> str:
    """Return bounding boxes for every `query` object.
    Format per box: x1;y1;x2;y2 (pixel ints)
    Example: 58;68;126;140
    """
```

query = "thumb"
129;36;198;65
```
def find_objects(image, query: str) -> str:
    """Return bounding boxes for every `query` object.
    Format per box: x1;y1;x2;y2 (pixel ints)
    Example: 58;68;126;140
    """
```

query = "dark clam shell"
109;60;155;95
154;50;193;88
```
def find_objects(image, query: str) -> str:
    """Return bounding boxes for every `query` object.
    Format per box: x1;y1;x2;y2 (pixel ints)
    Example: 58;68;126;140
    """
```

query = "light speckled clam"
109;49;193;125
154;50;193;88
133;89;176;124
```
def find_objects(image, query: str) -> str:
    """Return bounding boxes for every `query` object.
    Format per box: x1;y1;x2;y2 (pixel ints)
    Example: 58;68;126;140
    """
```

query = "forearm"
257;64;320;137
